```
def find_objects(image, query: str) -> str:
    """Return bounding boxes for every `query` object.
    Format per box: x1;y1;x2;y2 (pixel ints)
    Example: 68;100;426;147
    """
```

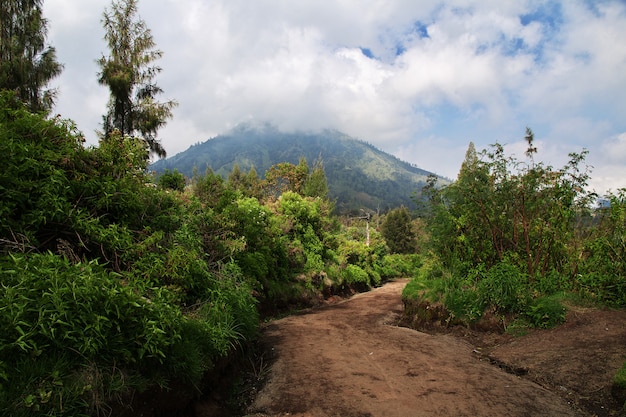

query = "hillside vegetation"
150;123;445;214
0;92;418;416
403;135;626;332
3;90;626;415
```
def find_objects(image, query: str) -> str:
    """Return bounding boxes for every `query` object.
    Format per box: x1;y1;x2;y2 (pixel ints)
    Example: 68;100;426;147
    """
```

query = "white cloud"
42;0;626;193
586;131;626;194
601;132;626;163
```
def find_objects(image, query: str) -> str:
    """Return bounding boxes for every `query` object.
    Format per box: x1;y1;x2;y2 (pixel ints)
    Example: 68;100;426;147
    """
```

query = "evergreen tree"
228;163;244;190
242;166;262;199
98;0;176;158
0;0;63;113
381;206;416;254
303;160;329;198
459;141;478;175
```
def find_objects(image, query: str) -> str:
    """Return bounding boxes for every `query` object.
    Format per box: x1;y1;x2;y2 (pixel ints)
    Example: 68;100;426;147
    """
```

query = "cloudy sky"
43;0;626;193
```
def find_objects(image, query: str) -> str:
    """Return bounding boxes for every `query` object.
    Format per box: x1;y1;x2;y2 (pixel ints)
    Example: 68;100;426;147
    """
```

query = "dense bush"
404;131;626;329
381;206;416;254
341;264;371;290
276;191;337;273
477;261;530;314
577;190;626;306
0;253;184;416
0;254;182;365
0;217;259;417
157;169;186;191
376;253;422;280
0;95;261;415
525;295;567;329
1;90;402;414
0;92;86;249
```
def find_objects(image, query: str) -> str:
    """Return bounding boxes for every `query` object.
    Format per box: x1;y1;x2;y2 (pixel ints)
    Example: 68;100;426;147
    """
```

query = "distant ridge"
150;124;447;214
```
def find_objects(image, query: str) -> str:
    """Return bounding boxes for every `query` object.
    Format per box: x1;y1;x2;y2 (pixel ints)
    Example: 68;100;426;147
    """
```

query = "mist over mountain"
150;124;448;214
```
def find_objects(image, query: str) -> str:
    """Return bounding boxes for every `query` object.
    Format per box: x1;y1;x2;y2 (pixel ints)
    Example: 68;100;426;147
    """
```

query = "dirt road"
245;279;588;417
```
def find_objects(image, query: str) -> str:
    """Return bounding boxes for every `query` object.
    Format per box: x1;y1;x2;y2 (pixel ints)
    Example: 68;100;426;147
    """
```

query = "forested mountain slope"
151;124;448;213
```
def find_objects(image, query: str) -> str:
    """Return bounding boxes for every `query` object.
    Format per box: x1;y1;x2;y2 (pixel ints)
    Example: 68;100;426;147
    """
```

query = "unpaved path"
245;279;587;417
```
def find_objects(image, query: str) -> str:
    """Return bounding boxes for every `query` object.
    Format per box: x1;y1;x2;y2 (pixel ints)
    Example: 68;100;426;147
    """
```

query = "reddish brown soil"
222;279;626;417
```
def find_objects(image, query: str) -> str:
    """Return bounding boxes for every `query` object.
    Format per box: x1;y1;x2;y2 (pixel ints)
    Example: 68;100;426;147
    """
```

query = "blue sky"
43;0;626;193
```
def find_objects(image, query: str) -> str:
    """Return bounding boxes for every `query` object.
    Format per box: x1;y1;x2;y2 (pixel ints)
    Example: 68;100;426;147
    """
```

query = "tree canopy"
0;0;63;113
401;129;626;330
381;206;416;254
98;0;176;158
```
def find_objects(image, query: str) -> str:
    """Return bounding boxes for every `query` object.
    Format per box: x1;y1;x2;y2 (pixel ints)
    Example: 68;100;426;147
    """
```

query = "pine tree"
98;0;176;158
243;166;262;199
381;206;416;254
228;163;244;190
0;0;63;113
303;160;328;198
459;141;478;176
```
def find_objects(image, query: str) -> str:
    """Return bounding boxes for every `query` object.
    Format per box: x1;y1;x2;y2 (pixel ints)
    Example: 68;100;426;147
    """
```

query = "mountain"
150;124;448;214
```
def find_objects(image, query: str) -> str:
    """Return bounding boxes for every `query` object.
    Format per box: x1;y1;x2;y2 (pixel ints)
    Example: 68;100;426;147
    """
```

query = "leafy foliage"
381;206;417;254
157;168;185;191
0;253;183;416
525;295;567;329
98;0;177;157
0;0;63;113
0;94;261;415
402;129;622;328
0;91;85;249
477;261;530;314
0;254;183;365
341;264;370;290
276;191;336;273
578;190;626;306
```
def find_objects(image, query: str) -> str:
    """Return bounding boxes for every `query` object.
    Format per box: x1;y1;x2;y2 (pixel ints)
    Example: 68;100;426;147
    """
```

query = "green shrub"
210;262;259;341
0;93;85;247
402;255;451;304
579;192;626;307
324;264;342;286
614;362;626;389
305;252;325;272
402;276;431;302
366;267;382;286
376;253;422;279
576;272;626;307
0;254;183;364
526;295;567;329
417;254;447;281
477;261;530;314
0;253;259;416
158;169;186;191
342;264;370;290
535;269;573;295
443;285;484;324
278;194;333;265
166;317;218;384
0;253;186;415
340;239;370;266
